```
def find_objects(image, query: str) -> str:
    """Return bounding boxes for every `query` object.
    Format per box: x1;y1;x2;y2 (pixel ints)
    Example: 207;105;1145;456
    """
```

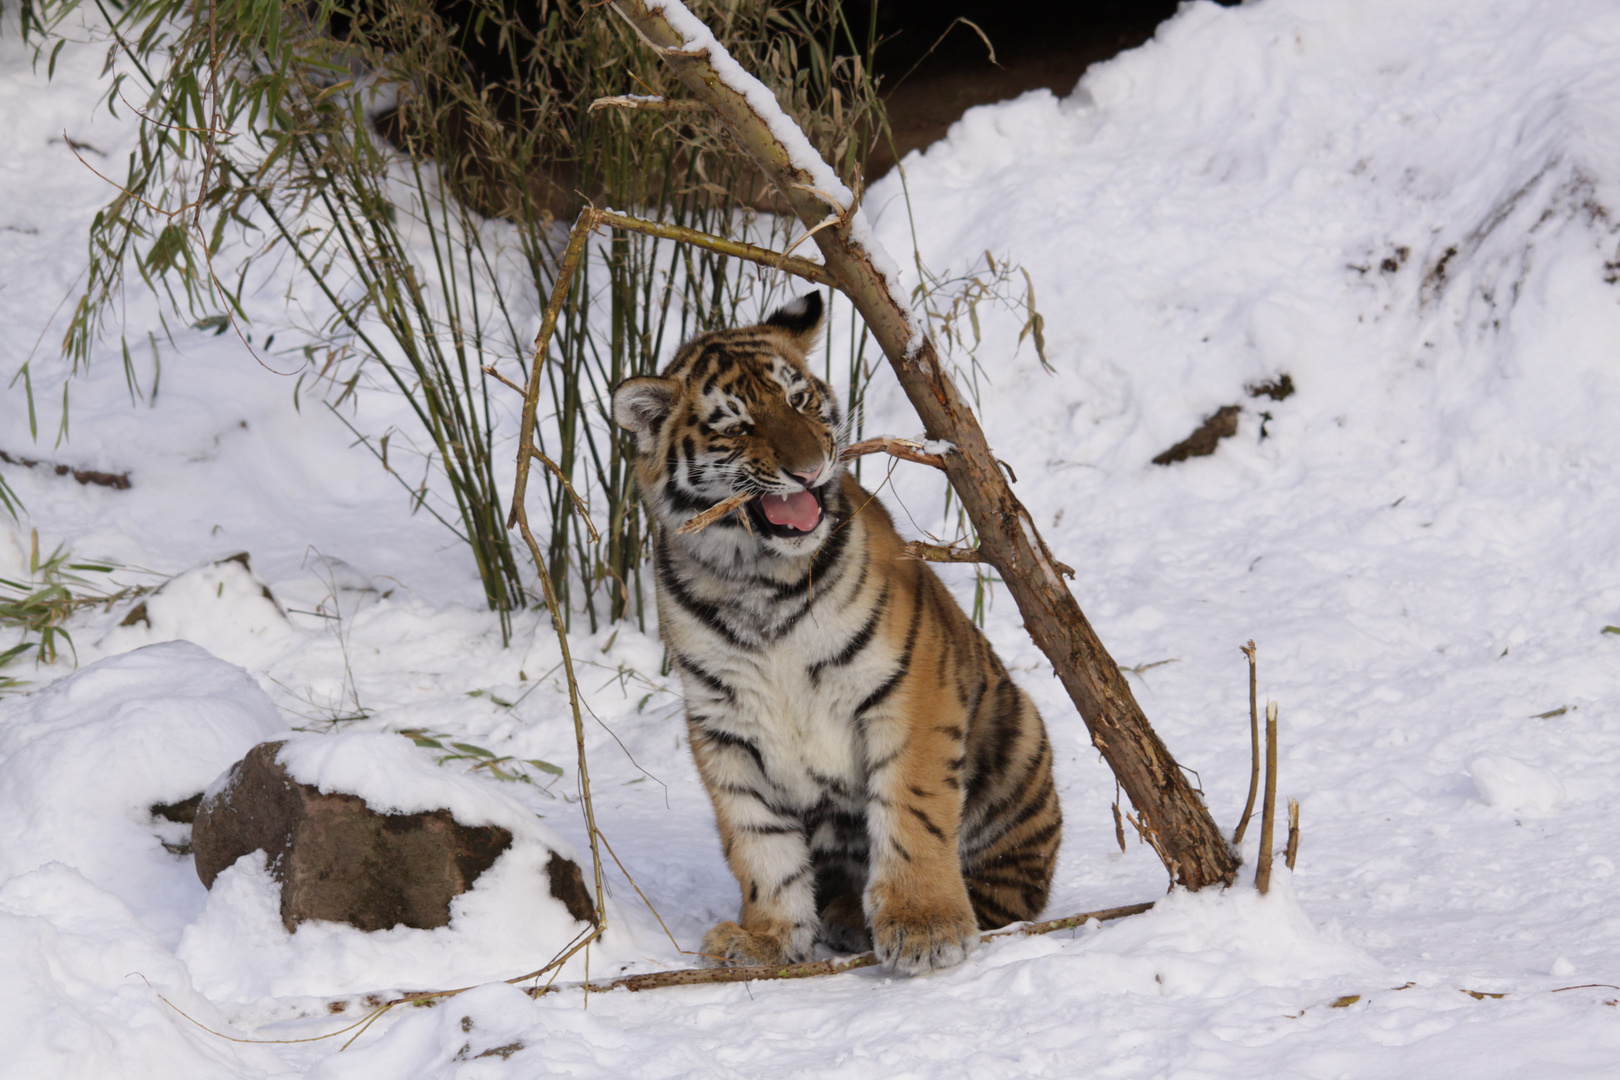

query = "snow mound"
1469;754;1565;813
0;641;287;938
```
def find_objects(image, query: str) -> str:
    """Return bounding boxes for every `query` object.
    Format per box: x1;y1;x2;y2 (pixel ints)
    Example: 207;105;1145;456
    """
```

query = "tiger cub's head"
612;292;844;559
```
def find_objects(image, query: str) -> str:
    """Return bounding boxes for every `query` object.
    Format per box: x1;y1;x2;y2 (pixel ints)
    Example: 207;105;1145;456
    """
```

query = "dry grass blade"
674;491;753;534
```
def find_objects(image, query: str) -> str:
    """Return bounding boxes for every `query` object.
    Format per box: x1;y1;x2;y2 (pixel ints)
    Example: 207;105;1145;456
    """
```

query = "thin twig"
1255;700;1279;895
839;436;946;470
482;364;526;396
1285;797;1300;871
595;208;836;287
523;900;1155;996
588;94;712;113
1233;640;1261;845
525;446;600;543
673;491;752;535
506;208;610;943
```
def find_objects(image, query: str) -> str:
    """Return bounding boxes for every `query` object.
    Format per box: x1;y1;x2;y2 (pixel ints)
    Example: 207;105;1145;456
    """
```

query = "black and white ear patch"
764;291;824;339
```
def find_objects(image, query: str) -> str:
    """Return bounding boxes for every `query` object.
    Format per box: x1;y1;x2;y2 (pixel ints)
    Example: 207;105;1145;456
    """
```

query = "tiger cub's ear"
763;291;824;352
612;376;680;449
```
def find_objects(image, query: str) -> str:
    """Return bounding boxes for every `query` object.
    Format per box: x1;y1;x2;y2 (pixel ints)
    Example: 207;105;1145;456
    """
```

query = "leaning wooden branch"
610;0;1237;889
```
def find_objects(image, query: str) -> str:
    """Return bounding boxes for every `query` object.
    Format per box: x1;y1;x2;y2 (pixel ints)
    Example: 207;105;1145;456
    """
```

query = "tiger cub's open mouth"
750;486;825;537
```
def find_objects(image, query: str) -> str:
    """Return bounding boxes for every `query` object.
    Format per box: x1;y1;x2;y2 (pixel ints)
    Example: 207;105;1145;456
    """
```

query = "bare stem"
1255;701;1279;895
1233;640;1261;845
1285;797;1300;871
507;209;609;937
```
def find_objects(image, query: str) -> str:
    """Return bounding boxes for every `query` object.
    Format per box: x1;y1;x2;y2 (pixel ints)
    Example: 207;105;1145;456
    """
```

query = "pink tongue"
760;490;821;531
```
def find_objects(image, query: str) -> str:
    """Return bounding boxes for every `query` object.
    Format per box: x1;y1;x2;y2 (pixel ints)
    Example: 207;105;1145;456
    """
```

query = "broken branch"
673;491;753;535
1232;640;1261;845
839;436;947;470
1255;701;1280;895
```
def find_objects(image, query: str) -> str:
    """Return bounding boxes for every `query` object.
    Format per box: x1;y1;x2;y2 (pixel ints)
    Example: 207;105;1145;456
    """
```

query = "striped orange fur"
612;292;1061;975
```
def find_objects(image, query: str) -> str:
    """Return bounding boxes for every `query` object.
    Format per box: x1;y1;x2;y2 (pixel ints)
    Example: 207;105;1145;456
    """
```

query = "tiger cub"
611;292;1061;975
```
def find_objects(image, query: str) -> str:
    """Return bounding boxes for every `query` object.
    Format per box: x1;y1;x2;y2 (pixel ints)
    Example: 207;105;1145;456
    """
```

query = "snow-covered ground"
5;0;1620;1075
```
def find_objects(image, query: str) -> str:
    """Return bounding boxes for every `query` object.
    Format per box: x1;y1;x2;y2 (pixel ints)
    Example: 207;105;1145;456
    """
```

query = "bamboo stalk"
609;0;1238;890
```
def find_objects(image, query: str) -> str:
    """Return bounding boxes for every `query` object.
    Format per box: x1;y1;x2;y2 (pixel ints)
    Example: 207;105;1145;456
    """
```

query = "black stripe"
699;726;766;773
656;542;751;650
737;821;802;836
773;865;811;895
808;583;889;684
965;887;1021;930
675;653;736;704
854;588;925;720
908;805;946;841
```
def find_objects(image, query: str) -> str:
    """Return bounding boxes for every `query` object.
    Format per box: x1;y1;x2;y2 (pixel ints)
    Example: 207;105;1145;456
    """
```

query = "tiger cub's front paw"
700;921;797;967
871;899;980;975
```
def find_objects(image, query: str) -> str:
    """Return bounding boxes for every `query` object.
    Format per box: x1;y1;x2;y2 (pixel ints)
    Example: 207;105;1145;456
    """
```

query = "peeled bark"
609;1;1236;890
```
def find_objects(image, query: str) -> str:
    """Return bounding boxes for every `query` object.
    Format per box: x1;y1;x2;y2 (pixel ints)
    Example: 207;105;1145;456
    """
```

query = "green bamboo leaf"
525;759;565;776
450;742;497;758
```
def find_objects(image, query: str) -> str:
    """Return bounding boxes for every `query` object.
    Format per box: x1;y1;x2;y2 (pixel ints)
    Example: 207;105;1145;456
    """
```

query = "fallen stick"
521;900;1155;997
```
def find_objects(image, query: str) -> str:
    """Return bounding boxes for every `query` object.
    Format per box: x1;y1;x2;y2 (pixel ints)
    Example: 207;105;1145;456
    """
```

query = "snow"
5;0;1620;1076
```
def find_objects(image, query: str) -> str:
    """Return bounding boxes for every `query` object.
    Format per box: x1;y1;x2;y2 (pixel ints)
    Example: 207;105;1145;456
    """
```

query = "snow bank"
0;642;287;937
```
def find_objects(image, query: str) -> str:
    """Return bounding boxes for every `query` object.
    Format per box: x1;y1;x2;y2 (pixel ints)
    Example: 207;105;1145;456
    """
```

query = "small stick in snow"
1255;700;1280;895
520;900;1156;997
674;491;753;535
1285;797;1300;870
1233;640;1262;845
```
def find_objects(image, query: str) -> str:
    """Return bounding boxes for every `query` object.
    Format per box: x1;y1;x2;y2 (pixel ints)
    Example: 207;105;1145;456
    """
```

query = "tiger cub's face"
612;293;844;559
